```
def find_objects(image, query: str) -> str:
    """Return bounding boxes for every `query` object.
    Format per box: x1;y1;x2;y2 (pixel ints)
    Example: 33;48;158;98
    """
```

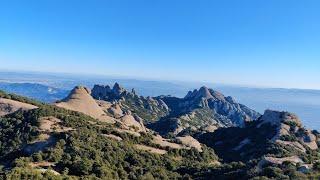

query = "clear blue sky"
1;0;320;89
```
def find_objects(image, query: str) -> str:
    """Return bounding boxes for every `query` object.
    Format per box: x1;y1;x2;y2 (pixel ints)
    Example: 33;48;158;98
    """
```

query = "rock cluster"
91;83;127;100
92;83;170;122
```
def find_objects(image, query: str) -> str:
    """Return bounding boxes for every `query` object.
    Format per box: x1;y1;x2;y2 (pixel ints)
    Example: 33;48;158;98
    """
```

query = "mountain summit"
150;86;260;135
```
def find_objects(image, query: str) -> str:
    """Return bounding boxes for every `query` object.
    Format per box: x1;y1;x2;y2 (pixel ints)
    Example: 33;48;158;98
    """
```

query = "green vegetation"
121;95;168;123
0;92;218;179
1;90;320;179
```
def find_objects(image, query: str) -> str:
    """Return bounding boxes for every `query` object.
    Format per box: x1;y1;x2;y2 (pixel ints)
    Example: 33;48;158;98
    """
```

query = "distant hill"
0;82;69;103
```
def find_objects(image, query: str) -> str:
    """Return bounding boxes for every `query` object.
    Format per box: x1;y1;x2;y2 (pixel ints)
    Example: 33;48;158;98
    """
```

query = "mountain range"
1;71;319;131
0;82;319;179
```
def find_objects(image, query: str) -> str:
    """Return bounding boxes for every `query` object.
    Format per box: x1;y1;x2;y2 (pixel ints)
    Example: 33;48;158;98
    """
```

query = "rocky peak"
183;87;260;125
184;86;214;100
131;88;136;95
184;86;226;102
152;87;261;135
197;86;214;99
112;83;125;95
69;86;91;98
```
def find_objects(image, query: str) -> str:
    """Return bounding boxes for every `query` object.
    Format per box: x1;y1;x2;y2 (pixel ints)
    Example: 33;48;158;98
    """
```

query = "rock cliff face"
150;86;260;135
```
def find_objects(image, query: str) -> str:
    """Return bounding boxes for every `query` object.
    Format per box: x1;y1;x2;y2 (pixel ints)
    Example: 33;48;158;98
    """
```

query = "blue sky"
1;0;320;89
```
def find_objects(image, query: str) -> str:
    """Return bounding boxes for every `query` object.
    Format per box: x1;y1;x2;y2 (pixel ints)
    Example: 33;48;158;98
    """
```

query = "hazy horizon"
1;69;320;91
